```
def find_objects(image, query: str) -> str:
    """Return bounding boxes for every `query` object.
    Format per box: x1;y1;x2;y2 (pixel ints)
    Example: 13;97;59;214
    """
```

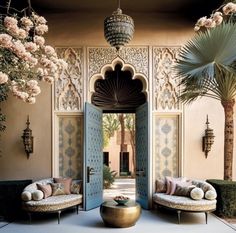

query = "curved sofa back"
23;178;53;193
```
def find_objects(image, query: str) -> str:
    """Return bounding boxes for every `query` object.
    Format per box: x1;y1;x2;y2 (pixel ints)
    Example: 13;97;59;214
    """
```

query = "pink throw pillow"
37;183;52;199
165;177;187;195
54;177;72;194
165;177;173;195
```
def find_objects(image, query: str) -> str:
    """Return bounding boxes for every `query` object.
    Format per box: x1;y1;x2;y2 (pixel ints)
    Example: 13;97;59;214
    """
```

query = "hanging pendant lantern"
104;1;134;51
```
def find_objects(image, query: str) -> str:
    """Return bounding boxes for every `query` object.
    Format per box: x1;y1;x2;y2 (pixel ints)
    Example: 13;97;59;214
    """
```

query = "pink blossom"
222;2;236;15
0;33;12;48
18;29;28;39
24;42;38;52
44;45;56;56
7;24;20;37
204;18;216;28
0;72;8;84
26;97;36;104
194;25;200;31
27;80;38;88
20;17;33;28
212;12;223;25
11;40;27;58
43;75;54;84
4;16;18;28
56;59;68;70
30;86;41;96
14;91;29;101
196;16;207;27
37;16;47;25
36;68;44;76
35;25;48;35
33;36;45;46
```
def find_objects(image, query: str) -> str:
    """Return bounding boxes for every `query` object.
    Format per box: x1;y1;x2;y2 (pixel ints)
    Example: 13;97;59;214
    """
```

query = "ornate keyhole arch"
89;57;148;112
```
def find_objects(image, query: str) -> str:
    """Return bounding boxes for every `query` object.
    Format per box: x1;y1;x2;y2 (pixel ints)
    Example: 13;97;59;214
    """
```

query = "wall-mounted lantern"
202;115;214;158
22;115;34;159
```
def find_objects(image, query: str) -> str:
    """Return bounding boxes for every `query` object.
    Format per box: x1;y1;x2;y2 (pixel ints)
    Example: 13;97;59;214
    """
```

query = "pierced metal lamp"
22;115;34;159
104;0;134;51
202;115;215;158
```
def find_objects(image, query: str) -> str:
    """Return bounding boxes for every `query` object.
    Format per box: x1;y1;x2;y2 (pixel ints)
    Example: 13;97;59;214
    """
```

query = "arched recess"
89;57;148;112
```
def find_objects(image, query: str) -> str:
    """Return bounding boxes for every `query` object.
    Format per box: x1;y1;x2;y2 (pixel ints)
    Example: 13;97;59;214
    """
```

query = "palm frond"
175;22;236;103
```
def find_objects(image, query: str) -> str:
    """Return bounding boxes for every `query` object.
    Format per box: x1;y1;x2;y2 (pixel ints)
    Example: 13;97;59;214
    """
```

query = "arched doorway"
84;59;149;210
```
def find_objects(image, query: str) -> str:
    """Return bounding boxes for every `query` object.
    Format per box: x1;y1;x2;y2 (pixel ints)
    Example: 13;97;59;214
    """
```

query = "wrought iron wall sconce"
22;115;34;159
202;115;215;158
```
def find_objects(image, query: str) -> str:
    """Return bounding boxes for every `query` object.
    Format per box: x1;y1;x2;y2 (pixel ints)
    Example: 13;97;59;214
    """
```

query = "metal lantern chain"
104;0;134;51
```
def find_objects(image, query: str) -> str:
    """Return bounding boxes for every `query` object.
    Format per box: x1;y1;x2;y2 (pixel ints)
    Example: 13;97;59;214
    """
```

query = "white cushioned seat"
153;193;216;212
22;194;82;212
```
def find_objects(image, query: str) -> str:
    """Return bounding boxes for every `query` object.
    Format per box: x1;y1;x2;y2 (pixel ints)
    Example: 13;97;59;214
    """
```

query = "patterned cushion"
174;182;196;197
37;183;52;199
166;177;186;195
51;183;66;196
190;187;204;200
71;183;81;194
155;179;166;193
54;177;72;194
32;190;44;201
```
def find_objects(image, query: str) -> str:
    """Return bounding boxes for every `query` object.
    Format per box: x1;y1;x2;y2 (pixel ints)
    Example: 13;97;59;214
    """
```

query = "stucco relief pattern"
154;115;179;179
153;47;180;111
88;47;149;78
55;47;83;111
59;116;83;179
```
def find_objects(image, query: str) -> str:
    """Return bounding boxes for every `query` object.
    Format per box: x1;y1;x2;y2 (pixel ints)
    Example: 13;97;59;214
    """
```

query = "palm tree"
175;22;236;180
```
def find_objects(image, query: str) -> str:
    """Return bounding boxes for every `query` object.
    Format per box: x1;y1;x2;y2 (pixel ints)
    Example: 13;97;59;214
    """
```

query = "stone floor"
103;178;236;230
103;178;135;200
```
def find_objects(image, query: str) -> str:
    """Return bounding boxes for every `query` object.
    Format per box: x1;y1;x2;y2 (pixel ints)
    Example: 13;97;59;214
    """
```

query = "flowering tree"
175;1;236;180
0;11;67;130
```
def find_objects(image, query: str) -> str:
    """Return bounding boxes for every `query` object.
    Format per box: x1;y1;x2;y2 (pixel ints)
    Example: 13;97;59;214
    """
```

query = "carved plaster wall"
153;47;180;111
88;47;149;79
55;47;83;112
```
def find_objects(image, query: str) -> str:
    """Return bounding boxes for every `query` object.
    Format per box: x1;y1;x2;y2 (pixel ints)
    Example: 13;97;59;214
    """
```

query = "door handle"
136;169;145;177
87;166;95;183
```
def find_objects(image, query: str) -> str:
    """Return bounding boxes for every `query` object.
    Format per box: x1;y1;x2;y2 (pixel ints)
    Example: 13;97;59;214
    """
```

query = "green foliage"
176;22;236;103
103;165;117;189
207;179;236;217
102;114;119;148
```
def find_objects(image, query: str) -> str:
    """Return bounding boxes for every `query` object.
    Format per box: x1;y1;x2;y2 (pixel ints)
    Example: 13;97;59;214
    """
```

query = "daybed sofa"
153;178;217;224
21;178;82;224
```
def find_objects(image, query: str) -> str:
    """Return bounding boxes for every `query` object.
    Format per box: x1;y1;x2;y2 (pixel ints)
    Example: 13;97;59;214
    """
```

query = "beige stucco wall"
0;82;52;181
0;10;235;181
184;98;236;180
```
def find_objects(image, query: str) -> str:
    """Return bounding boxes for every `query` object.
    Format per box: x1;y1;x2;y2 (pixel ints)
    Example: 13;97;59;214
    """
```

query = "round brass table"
100;200;141;228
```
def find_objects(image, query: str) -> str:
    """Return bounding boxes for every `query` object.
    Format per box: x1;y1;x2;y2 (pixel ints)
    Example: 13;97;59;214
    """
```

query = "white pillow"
205;190;217;200
32;190;44;201
190;187;204;200
21;191;32;201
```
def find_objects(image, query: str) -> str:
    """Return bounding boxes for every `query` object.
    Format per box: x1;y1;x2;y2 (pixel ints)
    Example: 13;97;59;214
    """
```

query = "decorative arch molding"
89;57;148;112
90;57;148;94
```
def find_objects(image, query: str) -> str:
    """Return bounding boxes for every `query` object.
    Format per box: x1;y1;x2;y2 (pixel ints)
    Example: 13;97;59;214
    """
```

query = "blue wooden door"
135;102;149;209
84;102;103;210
